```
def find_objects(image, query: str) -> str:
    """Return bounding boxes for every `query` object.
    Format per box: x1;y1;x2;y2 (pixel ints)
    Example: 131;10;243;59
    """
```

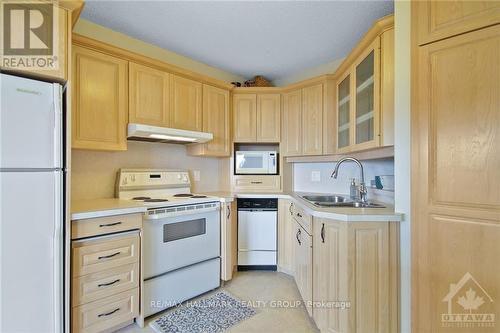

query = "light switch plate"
311;171;321;182
193;170;201;182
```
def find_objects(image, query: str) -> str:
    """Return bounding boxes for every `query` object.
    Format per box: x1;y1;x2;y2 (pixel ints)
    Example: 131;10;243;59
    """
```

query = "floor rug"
149;291;256;333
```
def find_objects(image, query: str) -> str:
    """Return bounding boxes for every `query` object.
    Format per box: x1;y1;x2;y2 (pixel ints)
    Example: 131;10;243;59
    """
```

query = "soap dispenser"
350;178;358;200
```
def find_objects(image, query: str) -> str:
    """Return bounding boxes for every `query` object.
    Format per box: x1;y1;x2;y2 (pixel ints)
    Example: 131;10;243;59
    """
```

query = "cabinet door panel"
233;94;257;142
282;90;302;156
129;62;170;127
278;200;295;274
202;85;230;156
72;46;128;151
256;94;280;142
170;75;202;131
302;84;323;155
416;0;500;45
337;72;352;152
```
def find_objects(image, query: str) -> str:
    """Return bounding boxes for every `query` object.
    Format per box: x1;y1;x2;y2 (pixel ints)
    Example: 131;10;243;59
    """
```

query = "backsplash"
71;141;227;200
293;158;395;204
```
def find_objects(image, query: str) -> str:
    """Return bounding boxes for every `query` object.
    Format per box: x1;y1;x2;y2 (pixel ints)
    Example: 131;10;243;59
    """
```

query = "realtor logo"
1;1;58;70
441;272;495;329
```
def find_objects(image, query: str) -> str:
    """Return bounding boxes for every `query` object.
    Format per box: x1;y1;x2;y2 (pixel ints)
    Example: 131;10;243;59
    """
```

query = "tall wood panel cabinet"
72;46;128;151
277;199;295;275
412;4;500;331
170;75;202;131
129;62;170;127
220;201;237;281
187;84;230;157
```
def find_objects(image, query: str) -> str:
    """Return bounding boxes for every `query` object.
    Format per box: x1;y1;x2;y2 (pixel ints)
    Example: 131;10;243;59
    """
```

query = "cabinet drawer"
72;288;139;333
233;175;281;192
73;263;140;306
291;203;312;235
72;233;139;277
72;214;142;239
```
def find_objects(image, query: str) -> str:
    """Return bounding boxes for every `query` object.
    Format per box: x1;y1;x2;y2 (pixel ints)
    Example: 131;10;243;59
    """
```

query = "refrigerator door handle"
52;84;63;169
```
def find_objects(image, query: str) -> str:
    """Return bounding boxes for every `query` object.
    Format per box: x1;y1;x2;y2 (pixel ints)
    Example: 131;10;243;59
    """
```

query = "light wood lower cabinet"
293;220;313;317
232;175;281;192
221;201;237;281
72;45;128;151
312;218;399;333
277;199;295;275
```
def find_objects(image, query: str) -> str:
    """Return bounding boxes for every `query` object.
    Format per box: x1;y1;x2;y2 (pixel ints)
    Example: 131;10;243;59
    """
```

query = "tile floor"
117;271;319;333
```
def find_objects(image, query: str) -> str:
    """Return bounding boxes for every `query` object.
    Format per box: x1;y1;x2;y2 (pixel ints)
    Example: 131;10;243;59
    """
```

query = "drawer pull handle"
227;205;231;219
98;308;120;317
99;222;122;227
321;223;325;243
98;279;121;287
98;252;121;260
289;203;293;215
296;212;302;218
251;181;263;184
296;229;302;245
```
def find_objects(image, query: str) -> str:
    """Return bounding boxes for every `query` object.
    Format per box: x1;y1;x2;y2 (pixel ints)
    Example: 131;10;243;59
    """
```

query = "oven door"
235;151;269;174
143;208;220;279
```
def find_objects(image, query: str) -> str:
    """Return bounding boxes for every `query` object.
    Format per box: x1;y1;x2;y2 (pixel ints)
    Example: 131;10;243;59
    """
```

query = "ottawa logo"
441;272;495;329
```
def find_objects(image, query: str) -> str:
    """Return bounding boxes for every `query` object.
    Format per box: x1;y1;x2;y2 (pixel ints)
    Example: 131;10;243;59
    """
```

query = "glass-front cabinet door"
352;38;380;150
337;73;351;151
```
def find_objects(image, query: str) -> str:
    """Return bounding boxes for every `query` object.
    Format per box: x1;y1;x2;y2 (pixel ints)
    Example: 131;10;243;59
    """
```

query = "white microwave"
235;151;278;175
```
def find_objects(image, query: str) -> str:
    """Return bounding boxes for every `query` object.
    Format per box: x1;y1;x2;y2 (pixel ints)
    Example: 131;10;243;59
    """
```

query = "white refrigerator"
0;73;64;332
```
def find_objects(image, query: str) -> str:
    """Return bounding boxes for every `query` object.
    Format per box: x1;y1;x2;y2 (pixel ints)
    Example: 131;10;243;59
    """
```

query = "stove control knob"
182;175;189;182
122;177;128;185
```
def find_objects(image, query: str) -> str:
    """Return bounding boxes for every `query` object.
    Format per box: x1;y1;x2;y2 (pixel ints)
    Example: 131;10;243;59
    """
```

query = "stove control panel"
117;169;191;189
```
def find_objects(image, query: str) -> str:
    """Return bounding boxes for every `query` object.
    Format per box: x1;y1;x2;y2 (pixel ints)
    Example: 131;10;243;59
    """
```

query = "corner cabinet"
313;219;400;333
188;84;231;157
129;62;170;127
220;201;237;281
170;75;202;131
72;45;128;151
233;93;280;143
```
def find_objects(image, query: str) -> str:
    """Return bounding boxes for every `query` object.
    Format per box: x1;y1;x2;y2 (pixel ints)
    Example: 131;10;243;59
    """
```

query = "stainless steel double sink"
300;195;385;208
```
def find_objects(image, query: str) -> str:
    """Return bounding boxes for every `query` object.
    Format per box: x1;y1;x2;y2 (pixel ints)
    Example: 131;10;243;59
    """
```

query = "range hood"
127;123;213;144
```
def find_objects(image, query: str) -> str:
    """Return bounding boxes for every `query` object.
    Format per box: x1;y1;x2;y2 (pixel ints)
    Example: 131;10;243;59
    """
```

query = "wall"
71;142;226;200
293;158;395;204
272;57;344;86
394;1;411;332
73;19;244;83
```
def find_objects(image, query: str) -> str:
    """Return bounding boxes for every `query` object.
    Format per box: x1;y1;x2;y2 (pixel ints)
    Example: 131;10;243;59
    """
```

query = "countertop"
72;192;403;222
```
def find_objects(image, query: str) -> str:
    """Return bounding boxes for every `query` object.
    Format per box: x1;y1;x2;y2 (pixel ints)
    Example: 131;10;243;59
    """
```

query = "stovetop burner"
173;194;194;197
143;198;169;203
132;196;151;200
191;195;208;198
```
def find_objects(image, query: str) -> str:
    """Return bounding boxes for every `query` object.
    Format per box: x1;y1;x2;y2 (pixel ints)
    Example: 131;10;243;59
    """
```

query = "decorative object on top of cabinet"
72;45;128;151
313;219;399;332
129;62;170;127
243;75;272;87
188;84;230;157
415;0;500;46
233;93;280;142
170;75;202;131
334;15;393;153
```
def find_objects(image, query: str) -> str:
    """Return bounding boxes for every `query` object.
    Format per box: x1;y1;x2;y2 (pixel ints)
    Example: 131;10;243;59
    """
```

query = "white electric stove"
117;169;221;317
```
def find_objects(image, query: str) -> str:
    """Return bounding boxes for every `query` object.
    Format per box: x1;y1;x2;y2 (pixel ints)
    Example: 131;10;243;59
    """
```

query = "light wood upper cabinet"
415;0;500;45
282;90;302;156
129;62;170;127
170;75;202;131
302;84;323;155
188;84;230;157
256;94;281;142
233;94;257;142
72;46;128;151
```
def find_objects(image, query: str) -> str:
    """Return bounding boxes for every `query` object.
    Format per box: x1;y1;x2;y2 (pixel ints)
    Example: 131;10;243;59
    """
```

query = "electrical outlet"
193;170;201;182
311;171;321;182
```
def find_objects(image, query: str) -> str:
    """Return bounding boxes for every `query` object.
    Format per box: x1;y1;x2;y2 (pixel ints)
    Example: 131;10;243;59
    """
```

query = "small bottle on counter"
350;178;358;200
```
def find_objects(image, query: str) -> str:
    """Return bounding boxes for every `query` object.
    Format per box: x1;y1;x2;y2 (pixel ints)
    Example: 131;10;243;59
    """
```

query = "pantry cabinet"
72;45;128;151
233;93;280;142
188;84;231;157
313;218;399;332
129;62;170;127
170;75;202;131
335;24;394;153
415;0;500;46
220;201;237;281
277;199;295;275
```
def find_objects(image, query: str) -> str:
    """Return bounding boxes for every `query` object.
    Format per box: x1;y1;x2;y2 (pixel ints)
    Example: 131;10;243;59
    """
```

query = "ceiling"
81;1;394;81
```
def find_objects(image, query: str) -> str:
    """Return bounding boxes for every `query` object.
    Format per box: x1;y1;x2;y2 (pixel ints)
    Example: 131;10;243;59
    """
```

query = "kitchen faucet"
331;157;368;203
